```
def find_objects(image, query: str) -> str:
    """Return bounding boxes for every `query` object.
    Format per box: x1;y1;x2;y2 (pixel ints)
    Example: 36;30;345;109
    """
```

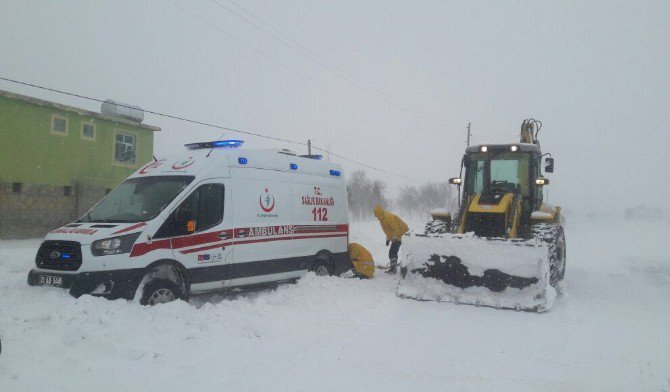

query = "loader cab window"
466;152;531;196
472;160;484;193
491;160;519;188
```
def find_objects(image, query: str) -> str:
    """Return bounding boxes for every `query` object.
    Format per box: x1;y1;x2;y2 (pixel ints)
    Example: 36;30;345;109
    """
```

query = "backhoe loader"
397;119;566;312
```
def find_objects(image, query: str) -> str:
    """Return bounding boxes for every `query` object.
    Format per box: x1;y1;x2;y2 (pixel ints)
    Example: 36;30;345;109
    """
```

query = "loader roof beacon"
397;119;566;312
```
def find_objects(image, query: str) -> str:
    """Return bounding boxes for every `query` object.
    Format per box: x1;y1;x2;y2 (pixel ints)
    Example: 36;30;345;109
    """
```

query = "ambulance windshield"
81;176;195;223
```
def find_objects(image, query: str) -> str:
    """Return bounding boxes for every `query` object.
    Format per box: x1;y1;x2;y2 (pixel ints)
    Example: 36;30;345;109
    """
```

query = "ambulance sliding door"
227;167;296;286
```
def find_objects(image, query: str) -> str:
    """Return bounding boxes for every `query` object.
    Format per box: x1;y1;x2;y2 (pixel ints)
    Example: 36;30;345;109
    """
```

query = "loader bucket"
397;233;556;312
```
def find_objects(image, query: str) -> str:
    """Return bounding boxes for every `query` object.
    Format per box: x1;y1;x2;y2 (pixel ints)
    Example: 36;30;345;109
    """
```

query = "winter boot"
386;258;398;274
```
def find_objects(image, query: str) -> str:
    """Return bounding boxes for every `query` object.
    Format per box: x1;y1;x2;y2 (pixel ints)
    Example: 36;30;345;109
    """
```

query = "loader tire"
556;227;567;281
424;219;451;235
531;223;566;287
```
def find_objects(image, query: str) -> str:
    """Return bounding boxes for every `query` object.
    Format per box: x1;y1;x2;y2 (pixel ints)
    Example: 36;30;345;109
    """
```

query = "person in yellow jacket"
348;243;375;278
373;204;409;274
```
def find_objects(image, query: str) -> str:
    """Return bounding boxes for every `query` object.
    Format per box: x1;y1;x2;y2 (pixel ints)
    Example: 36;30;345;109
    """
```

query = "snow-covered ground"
1;215;669;391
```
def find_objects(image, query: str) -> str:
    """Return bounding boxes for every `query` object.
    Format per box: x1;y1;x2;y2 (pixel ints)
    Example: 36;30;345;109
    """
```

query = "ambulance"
27;140;352;305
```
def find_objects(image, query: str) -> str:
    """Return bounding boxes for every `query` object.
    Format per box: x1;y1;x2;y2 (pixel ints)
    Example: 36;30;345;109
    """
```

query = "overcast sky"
1;0;668;215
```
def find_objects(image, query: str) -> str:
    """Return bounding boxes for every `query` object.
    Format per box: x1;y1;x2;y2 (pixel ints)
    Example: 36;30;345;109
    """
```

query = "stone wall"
0;182;108;239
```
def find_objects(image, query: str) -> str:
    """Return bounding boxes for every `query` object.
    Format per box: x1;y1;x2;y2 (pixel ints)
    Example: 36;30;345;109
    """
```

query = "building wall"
0;94;154;188
0;94;156;238
0;182;109;239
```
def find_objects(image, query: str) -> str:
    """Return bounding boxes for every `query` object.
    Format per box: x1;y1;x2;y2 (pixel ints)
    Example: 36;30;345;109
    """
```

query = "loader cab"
458;143;544;236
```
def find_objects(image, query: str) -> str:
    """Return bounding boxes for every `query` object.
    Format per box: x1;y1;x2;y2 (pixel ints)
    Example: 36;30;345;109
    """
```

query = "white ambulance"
28;140;352;305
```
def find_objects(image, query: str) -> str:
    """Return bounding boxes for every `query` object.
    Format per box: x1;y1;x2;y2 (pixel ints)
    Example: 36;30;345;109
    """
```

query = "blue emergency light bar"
185;140;245;150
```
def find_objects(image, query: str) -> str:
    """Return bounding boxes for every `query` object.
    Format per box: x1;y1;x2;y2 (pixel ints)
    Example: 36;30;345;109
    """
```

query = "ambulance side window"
155;183;224;238
197;184;225;231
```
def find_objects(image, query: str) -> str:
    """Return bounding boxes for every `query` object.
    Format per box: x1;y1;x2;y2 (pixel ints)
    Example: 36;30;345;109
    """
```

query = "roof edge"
0;89;161;131
466;143;541;153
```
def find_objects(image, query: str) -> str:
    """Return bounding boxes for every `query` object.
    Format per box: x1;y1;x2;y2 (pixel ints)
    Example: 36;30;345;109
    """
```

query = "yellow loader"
398;119;566;312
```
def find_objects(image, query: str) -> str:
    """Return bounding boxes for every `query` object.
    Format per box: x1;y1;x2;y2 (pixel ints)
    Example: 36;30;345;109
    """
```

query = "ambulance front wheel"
140;278;182;306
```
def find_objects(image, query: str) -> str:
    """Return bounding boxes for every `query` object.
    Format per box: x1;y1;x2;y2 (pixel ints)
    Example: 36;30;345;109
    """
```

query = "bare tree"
395;182;457;220
347;170;389;220
397;186;419;218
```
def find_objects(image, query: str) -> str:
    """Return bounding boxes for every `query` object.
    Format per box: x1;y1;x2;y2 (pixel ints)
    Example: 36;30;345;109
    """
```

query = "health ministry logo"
259;187;276;212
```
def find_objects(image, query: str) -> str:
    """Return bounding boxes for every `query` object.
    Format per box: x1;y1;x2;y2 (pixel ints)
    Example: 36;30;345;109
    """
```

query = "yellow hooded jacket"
348;242;374;278
374;205;409;241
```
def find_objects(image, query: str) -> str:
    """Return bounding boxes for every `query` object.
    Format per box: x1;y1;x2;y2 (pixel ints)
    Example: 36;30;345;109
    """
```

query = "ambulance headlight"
91;233;141;256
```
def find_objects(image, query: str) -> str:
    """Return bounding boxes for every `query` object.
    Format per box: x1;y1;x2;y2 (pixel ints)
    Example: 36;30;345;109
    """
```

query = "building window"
114;131;137;165
12;183;22;193
51;115;68;135
63;186;72;196
81;122;95;140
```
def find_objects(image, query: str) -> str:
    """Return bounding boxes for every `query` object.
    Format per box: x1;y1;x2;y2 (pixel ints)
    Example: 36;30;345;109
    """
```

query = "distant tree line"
346;170;458;220
624;205;666;222
396;182;457;219
347;171;389;220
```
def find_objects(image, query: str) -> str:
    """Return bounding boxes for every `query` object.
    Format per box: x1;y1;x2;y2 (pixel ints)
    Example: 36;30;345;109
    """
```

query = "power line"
165;0;437;136
0;76;428;183
220;0;453;130
0;76;305;146
310;145;423;183
211;0;440;122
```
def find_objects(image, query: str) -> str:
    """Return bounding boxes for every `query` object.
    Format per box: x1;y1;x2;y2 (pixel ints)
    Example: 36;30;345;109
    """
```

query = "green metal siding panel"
0;94;154;188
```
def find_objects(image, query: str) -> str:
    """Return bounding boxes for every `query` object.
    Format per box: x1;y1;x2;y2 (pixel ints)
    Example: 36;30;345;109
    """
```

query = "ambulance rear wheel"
140;279;181;306
311;259;333;276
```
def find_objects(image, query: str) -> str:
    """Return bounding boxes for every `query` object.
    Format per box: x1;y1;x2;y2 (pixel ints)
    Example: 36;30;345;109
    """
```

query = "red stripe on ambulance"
112;222;146;235
131;224;348;258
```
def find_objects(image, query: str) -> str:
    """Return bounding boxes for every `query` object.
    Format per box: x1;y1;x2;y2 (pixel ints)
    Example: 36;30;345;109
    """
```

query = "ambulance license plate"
38;274;64;287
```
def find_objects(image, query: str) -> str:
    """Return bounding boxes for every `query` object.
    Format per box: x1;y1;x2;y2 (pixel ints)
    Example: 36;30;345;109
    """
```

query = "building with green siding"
0;89;160;238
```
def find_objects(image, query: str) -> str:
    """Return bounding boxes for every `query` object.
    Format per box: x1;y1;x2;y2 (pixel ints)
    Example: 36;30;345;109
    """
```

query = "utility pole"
466;122;471;147
307;139;312;155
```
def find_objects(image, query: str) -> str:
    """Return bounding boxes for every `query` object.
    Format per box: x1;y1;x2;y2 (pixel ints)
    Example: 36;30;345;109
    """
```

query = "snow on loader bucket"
397;233;556;312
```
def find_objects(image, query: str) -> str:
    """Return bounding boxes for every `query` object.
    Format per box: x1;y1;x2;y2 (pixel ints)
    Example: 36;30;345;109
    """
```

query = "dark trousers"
389;240;401;269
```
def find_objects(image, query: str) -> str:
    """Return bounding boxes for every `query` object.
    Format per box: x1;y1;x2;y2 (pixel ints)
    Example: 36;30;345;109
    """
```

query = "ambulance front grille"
35;241;83;271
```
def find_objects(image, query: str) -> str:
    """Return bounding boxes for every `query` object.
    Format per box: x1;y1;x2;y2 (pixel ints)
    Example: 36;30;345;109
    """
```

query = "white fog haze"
2;0;668;214
1;1;669;391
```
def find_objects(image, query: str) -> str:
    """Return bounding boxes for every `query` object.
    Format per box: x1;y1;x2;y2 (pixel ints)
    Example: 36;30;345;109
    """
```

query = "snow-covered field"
1;216;669;391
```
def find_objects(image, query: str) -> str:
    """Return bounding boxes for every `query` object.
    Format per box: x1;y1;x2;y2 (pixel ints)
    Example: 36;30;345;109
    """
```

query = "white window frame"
112;130;138;167
50;114;69;136
80;121;96;141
